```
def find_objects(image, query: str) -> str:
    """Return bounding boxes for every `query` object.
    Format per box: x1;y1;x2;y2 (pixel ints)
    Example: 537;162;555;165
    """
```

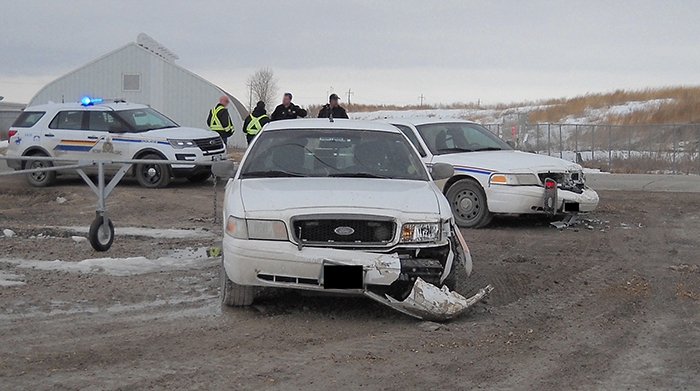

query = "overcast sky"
1;0;699;107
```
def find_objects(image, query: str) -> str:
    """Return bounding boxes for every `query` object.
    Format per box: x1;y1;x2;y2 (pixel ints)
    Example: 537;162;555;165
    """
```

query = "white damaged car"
389;119;600;228
214;119;492;320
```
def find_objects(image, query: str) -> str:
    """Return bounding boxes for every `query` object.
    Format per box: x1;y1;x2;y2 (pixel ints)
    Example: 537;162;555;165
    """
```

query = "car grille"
194;137;225;155
292;215;396;247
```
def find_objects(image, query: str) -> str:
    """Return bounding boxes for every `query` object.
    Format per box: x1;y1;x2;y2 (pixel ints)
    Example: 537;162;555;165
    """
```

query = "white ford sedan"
389;119;599;228
215;119;492;320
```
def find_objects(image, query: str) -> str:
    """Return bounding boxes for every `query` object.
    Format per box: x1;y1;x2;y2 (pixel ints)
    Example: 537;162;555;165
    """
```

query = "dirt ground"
1;171;699;390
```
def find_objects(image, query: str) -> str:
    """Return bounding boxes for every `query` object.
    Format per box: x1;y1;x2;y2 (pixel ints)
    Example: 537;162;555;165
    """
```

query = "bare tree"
246;68;279;111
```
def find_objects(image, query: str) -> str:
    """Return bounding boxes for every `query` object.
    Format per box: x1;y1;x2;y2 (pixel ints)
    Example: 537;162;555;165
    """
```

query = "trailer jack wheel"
89;215;114;252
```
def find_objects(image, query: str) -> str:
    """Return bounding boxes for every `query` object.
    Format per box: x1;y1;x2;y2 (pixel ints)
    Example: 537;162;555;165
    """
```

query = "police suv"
6;98;226;188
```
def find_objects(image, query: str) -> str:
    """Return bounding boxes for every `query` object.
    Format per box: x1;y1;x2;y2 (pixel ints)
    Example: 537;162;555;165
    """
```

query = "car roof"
264;118;403;133
24;100;149;112
386;117;481;126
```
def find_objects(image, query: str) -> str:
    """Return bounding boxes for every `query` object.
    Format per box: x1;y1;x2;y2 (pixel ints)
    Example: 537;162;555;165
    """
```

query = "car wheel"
221;257;255;306
25;152;57;187
135;153;171;188
187;171;211;183
446;179;493;228
88;216;114;252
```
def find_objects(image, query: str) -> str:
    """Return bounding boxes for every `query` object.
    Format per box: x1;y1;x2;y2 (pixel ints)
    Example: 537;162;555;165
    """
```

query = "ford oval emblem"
209;139;216;145
334;226;355;236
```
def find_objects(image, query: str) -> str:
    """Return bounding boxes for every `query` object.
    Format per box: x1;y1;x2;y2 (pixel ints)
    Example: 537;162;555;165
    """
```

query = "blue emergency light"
80;96;103;106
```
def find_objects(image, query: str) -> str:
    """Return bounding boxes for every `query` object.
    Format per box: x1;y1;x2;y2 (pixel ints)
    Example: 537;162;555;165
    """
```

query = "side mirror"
431;163;454;181
211;160;237;179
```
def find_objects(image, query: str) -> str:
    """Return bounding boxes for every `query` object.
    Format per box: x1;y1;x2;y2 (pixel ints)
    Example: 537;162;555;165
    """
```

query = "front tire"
25;152;57;187
446;179;493;228
221;257;255;306
135;153;171;188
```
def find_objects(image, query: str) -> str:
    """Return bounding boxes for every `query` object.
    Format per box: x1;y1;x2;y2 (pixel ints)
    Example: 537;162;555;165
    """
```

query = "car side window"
11;111;46;128
49;111;86;130
394;124;427;157
88;111;127;132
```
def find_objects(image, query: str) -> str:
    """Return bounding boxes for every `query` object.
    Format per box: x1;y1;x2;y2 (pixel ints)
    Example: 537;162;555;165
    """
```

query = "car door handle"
87;136;99;140
44;133;54;137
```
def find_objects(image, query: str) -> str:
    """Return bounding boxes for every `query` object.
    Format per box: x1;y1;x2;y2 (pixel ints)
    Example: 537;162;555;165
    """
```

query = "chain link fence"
482;123;700;175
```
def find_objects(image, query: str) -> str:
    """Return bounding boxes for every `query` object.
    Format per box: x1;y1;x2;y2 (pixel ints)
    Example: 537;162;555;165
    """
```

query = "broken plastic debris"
381;277;494;321
71;236;88;244
3;229;16;238
56;196;67;204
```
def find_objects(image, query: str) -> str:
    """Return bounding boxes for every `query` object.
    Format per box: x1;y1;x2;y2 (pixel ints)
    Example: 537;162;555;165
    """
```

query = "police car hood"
140;127;218;140
240;178;443;215
433;150;582;174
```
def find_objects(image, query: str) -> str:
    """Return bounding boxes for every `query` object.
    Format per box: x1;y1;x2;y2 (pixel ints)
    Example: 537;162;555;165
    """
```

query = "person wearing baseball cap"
270;92;308;121
318;93;348;119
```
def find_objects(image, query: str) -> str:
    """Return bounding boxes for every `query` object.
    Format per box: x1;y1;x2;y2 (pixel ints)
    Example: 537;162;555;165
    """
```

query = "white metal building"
29;34;249;147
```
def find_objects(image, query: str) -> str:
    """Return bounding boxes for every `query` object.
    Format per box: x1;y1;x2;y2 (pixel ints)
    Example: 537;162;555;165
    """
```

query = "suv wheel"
446;179;493;228
135;153;171;188
25;152;57;187
221;257;255;306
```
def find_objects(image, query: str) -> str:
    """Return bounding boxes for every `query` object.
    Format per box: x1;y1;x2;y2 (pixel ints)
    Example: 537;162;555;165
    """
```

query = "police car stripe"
426;163;494;176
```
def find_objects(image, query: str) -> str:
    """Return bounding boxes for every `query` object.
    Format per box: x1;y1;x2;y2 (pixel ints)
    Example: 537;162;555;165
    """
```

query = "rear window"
11;111;45;128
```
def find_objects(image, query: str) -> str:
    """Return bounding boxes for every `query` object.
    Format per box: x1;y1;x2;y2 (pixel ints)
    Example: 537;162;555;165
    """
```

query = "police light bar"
80;96;104;106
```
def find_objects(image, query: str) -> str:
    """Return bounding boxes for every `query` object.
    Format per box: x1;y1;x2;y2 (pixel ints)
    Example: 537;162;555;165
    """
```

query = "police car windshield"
240;129;430;181
416;122;512;155
113;108;179;132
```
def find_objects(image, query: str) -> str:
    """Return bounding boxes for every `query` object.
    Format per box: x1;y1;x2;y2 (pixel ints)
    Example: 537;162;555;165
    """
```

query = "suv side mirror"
211;160;237;179
431;163;454;181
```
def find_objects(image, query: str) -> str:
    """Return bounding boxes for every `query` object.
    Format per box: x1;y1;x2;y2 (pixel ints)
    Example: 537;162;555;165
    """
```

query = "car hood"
432;150;582;174
139;127;217;140
239;178;442;214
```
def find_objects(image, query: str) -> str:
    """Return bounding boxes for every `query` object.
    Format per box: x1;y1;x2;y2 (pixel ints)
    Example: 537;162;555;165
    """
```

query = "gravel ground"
1;172;699;390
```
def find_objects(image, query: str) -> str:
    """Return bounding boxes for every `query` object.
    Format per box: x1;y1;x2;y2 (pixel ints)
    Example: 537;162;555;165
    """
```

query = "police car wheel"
88;216;114;252
135;153;171;188
25;152;57;187
187;171;211;183
221;256;255;307
446;179;493;228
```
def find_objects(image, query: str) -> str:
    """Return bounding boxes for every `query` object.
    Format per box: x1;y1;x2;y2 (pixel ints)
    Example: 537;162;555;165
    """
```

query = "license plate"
322;264;363;289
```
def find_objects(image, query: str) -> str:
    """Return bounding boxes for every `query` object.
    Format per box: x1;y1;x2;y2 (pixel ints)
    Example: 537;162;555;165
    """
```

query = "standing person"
318;93;348;119
243;101;270;145
270;92;307;121
207;96;234;146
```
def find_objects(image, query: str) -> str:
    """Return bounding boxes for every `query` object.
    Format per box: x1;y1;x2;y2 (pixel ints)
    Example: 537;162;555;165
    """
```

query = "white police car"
6;98;225;188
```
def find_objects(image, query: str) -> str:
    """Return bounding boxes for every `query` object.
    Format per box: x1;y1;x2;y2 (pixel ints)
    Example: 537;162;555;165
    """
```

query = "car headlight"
489;173;540;186
226;216;288;241
168;139;196;149
401;223;440;243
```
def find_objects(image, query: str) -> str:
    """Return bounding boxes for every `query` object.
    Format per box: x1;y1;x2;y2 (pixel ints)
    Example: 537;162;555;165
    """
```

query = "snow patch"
0;140;8;149
2;247;217;277
57;226;214;239
0;271;26;287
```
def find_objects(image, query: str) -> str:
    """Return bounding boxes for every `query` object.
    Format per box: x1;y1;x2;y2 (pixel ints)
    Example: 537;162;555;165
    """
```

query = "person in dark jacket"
206;96;234;146
270;92;307;121
318;93;348;119
243;101;270;145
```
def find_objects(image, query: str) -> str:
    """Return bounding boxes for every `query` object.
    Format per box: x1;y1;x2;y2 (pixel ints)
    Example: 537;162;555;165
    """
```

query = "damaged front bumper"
365;278;494;321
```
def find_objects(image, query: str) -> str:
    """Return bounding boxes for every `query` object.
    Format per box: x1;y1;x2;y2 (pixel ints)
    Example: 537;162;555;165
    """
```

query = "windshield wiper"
470;147;503;152
436;147;474;153
328;172;387;179
242;170;305;178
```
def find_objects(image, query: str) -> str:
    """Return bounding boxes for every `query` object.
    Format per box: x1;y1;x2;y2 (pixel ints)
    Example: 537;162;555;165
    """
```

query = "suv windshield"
113;108;178;132
240;129;430;181
416;122;512;155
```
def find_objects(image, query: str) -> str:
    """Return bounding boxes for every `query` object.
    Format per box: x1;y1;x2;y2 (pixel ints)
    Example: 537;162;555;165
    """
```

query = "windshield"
416;122;512;155
113;108;178;132
240;129;430;181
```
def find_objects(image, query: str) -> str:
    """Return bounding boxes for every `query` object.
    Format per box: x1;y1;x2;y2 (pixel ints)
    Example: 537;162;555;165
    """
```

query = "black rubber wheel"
446;179;493;228
221;256;255;306
88;216;114;252
25;152;57;187
187;171;211;183
135;153;171;188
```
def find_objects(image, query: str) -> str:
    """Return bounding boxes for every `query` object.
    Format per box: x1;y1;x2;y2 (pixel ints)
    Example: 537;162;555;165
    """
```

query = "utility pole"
419;94;425;107
346;88;353;105
246;81;253;111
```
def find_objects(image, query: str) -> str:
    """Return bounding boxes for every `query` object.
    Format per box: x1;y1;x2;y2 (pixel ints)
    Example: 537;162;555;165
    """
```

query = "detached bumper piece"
366;277;494;321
